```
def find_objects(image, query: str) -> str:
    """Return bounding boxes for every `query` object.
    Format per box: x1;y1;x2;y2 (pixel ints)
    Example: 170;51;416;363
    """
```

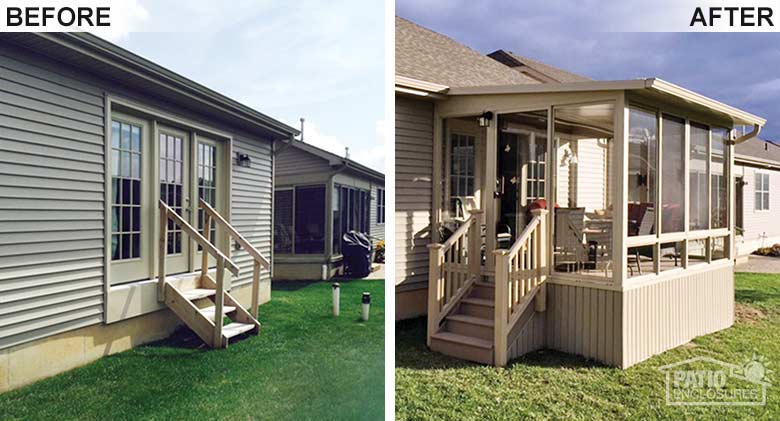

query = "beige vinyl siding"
370;184;385;240
275;144;331;180
574;138;609;211
231;137;273;293
395;96;434;291
621;264;734;367
734;163;780;254
0;50;105;349
545;283;623;367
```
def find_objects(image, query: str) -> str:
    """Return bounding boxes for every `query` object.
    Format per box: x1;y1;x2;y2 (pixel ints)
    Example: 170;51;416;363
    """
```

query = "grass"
0;279;384;421
396;273;780;420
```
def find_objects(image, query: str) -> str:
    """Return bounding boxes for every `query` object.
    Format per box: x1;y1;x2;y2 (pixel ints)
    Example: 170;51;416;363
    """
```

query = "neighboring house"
273;140;384;280
734;138;780;256
0;33;298;392
395;17;765;368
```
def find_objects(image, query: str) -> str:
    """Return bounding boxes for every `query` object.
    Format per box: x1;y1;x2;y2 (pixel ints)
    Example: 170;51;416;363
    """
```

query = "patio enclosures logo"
659;355;772;406
690;6;774;28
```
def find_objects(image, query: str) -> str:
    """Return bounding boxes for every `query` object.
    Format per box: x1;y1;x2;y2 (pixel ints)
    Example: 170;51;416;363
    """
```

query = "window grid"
160;133;184;255
526;137;546;205
197;143;217;250
450;134;475;198
755;172;770;211
111;120;142;261
377;188;385;224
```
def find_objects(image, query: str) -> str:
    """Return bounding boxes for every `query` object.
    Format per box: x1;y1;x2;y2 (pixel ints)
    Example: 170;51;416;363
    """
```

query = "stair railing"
199;199;270;320
493;208;548;366
426;210;483;346
158;200;240;347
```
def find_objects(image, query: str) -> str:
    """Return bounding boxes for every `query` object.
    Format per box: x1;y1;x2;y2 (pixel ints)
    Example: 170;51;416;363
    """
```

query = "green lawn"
0;279;384;421
396;273;780;420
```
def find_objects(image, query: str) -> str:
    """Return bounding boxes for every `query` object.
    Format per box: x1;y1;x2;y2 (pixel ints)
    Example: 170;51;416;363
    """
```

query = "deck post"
484;119;498;272
251;260;261;319
214;256;226;348
201;212;211;278
158;203;168;302
427;244;444;347
467;211;483;280
493;249;509;367
531;209;548;312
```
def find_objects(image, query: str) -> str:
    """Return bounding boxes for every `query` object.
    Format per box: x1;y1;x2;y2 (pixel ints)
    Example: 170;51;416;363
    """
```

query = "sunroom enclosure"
426;85;756;367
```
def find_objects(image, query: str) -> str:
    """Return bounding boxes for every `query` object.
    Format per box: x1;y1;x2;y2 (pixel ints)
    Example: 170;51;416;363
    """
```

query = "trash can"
342;231;372;278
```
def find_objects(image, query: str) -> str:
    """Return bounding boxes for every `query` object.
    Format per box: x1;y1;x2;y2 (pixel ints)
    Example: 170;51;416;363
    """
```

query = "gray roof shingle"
488;50;592;83
395;16;538;88
736;138;780;165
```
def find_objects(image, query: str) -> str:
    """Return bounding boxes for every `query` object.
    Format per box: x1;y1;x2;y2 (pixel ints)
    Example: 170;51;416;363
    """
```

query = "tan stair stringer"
164;282;218;346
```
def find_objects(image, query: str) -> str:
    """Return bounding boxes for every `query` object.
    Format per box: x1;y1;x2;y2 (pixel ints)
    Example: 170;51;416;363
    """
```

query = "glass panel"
551;104;613;278
689;123;709;230
628;245;655;277
333;185;342;255
627;108;657;237
660;241;683;272
712;236;728;260
661;115;684;233
294;186;326;254
688;239;707;266
111;120;142;261
160;134;184;255
711;128;728;228
197;143;217;251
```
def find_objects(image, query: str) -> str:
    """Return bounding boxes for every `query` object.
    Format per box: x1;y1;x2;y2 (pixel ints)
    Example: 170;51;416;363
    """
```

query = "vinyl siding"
735;163;780;255
395;96;434;291
545;283;623;367
275;144;331;182
0;49;106;349
231;137;273;292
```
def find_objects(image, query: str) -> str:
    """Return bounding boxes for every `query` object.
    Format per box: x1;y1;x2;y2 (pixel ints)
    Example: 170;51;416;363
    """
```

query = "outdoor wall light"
478;111;494;127
236;152;251;167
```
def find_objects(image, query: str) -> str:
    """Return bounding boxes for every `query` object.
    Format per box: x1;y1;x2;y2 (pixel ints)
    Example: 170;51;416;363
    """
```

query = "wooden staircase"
158;199;270;348
430;281;495;364
427;209;549;366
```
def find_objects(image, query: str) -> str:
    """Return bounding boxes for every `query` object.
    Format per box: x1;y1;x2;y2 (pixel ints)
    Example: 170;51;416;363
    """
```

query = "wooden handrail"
440;212;480;251
160;201;239;275
199;199;270;269
199;198;268;319
507;215;541;256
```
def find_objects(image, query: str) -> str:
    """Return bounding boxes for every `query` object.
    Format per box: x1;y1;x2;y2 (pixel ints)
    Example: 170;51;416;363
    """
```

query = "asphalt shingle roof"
736;138;780;164
395;16;538;88
489;50;592;83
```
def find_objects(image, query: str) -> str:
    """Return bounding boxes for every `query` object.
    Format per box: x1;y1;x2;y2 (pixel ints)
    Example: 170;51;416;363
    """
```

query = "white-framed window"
377;188;385;224
755;172;770;211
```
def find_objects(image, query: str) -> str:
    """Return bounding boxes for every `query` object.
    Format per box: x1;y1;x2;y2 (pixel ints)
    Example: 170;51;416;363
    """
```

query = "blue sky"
397;0;780;140
97;0;385;171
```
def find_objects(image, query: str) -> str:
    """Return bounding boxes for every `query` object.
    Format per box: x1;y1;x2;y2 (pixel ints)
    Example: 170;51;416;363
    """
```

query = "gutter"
730;124;761;145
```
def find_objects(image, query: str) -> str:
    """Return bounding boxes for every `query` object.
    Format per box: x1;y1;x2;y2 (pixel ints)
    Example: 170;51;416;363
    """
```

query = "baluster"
213;256;225;348
201;212;211;278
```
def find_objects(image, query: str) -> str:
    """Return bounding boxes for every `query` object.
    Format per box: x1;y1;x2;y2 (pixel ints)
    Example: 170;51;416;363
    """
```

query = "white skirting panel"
507;305;546;361
622;265;734;368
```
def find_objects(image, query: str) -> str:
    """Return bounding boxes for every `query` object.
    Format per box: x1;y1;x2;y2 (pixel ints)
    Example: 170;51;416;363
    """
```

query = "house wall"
370;184;385;241
395;96;435;319
0;44;275;356
0;47;107;350
734;163;780;255
275;145;331;185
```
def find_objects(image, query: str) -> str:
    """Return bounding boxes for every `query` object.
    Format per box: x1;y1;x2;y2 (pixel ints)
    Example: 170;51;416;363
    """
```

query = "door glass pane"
160;133;185;255
198;143;218;249
111;120;142;261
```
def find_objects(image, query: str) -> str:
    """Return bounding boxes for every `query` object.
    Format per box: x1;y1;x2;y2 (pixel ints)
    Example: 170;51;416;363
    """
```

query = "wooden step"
222;322;255;339
182;288;216;301
445;314;494;341
470;282;495;299
459;297;494;319
430;331;493;365
200;306;237;322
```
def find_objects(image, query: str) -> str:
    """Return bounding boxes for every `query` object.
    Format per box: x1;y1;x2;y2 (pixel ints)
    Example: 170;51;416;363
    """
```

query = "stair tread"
474;281;494;288
182;288;216;300
222;322;255;338
432;331;493;349
200;305;237;321
447;314;494;327
462;297;494;307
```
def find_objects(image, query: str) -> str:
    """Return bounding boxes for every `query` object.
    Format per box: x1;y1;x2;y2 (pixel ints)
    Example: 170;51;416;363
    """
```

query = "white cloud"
89;0;150;42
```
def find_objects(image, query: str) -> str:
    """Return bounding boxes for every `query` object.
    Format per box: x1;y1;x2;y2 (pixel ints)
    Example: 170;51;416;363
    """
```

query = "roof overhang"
0;32;299;139
395;75;449;99
447;78;766;128
735;154;780;170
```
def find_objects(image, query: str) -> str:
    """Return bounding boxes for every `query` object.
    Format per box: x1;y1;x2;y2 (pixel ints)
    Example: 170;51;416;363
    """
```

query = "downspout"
730;124;761;145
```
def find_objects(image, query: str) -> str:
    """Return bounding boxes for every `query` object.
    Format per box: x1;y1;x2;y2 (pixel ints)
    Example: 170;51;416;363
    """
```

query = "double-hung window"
756;172;770;211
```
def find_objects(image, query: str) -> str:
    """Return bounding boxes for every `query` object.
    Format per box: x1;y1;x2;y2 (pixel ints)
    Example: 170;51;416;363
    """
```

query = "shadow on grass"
272;278;376;292
395;317;603;371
